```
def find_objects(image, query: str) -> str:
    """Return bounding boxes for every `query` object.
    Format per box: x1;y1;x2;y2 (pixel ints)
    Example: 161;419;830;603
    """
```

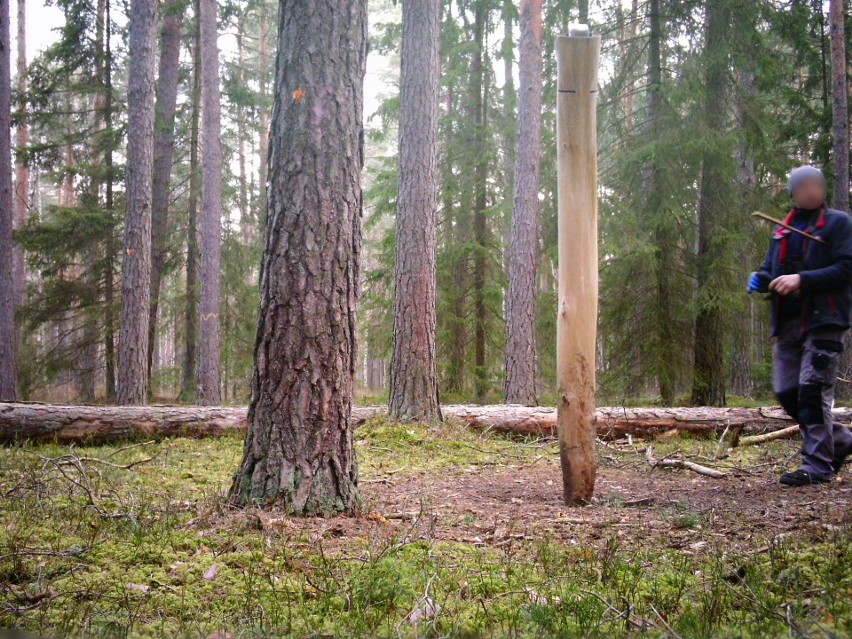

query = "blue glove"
747;272;766;293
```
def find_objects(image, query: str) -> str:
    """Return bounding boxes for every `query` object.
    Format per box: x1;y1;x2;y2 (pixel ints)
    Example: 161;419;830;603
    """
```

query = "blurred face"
793;178;827;210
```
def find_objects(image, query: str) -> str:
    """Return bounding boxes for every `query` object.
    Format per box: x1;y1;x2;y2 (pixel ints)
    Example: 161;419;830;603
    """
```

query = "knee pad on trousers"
797;384;824;425
776;389;799;422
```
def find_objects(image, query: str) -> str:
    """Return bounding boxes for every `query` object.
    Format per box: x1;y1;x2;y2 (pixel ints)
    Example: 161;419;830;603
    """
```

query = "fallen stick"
653;458;727;479
736;425;801;447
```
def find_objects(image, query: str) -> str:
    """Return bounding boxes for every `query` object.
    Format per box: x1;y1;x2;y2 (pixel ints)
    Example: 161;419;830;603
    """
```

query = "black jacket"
755;207;852;336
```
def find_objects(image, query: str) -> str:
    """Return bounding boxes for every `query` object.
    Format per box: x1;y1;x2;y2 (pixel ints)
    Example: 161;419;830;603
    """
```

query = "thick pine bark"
229;0;367;515
504;0;542;407
0;0;16;401
117;0;158;405
12;0;26;314
388;0;441;422
0;403;829;445
691;0;730;407
829;0;849;212
198;0;223;405
148;0;184;380
181;1;202;401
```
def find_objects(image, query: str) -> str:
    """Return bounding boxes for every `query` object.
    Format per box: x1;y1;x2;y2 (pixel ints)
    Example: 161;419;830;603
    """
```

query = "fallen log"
592;406;829;440
0;403;251;444
452;404;845;440
0;402;848;445
0;403;389;444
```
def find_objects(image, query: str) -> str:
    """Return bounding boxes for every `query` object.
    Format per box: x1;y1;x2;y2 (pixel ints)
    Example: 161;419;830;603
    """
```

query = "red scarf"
776;205;828;264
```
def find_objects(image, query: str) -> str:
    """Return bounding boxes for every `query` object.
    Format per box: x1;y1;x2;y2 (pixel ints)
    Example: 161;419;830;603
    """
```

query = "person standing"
749;166;852;486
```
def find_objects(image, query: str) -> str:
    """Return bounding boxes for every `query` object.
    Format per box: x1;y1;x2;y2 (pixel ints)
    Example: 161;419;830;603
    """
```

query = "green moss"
1;431;851;638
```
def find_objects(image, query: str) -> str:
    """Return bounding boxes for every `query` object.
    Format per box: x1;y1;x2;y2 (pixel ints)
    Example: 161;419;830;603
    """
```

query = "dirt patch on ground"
241;447;852;555
365;458;852;550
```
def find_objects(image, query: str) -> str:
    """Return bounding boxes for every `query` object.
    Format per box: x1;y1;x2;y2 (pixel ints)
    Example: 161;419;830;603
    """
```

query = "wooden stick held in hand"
751;211;830;246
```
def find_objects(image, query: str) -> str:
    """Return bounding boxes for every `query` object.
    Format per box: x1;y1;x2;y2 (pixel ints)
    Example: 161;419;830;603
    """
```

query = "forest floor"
1;417;851;638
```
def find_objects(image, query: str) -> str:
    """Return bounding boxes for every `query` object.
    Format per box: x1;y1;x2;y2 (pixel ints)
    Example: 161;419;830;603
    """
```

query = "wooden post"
555;26;600;505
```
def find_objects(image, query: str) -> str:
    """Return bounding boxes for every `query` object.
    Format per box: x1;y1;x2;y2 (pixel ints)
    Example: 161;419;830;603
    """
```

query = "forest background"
6;0;851;409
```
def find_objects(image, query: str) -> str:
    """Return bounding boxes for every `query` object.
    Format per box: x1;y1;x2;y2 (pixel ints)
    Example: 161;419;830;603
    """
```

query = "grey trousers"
774;318;852;476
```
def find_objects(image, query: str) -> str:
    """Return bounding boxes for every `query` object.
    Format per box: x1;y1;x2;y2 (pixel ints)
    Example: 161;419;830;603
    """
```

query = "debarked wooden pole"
555;27;600;505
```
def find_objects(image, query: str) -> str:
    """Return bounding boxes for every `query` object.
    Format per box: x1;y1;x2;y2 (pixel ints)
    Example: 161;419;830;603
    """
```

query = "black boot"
780;469;831;486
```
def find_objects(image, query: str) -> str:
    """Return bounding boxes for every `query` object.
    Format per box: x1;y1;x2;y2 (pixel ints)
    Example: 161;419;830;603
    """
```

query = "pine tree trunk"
388;0;441;422
229;0;367;514
691;0;730;407
830;0;849;212
257;2;272;224
623;0;638;132
76;0;110;403
366;355;385;391
830;0;852;397
182;0;202;402
578;0;589;23
236;19;250;249
731;62;759;398
103;0;116;401
644;0;675;406
0;0;16;401
148;0;184;381
471;2;488;402
198;0;223;405
816;0;832;171
501;0;515;197
505;0;542;407
12;0;26;314
442;83;467;395
117;0;158;405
